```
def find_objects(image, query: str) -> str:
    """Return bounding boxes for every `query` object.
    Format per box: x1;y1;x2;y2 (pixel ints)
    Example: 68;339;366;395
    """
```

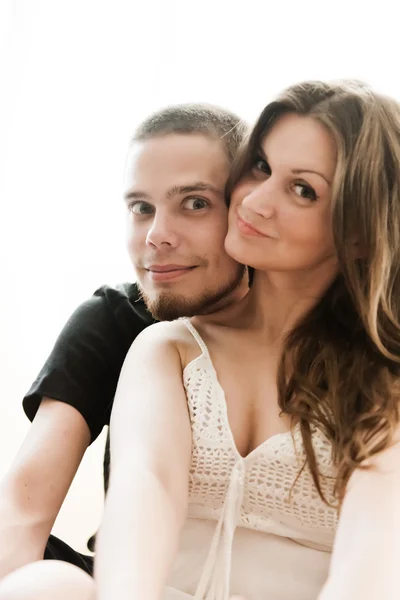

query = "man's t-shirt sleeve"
23;284;151;443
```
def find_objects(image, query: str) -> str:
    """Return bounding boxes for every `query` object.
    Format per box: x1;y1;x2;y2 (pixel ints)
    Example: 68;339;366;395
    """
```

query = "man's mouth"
146;264;197;282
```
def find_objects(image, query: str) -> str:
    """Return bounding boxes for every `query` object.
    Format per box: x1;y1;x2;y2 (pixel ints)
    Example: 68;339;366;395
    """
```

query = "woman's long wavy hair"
227;80;400;503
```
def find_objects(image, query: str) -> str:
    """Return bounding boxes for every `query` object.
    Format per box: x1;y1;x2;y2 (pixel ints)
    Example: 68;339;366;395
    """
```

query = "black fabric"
23;283;155;443
44;535;94;576
23;283;156;555
86;431;111;552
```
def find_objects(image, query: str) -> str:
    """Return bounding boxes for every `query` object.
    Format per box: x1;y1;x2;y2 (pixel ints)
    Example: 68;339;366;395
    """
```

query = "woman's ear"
350;235;365;260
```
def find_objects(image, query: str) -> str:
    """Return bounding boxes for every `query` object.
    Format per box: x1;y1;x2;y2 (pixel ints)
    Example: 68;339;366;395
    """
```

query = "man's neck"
204;273;250;315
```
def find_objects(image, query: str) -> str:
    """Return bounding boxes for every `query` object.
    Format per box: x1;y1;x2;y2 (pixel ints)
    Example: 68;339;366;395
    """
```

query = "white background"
1;0;399;553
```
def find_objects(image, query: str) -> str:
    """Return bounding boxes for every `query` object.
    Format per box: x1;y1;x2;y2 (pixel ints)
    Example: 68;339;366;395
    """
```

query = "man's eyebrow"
123;190;151;202
123;182;224;203
166;182;223;198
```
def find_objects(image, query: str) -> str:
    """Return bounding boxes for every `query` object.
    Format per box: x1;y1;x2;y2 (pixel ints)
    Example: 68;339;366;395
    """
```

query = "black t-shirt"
23;283;155;443
23;283;155;551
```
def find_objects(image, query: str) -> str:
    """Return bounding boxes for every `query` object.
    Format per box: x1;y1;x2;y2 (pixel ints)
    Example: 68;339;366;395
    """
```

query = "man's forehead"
126;133;228;169
124;134;230;197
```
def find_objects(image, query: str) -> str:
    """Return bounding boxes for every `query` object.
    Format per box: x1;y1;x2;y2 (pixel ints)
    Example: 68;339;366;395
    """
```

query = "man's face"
124;133;245;320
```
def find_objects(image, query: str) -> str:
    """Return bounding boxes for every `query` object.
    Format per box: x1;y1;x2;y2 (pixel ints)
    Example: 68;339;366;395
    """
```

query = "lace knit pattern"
183;351;339;549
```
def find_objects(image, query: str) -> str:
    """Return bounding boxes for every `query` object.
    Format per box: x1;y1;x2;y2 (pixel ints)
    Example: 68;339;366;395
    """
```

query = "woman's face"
225;113;338;280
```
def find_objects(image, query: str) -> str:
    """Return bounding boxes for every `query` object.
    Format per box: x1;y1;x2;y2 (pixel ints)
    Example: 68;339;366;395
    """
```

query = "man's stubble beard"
138;265;246;321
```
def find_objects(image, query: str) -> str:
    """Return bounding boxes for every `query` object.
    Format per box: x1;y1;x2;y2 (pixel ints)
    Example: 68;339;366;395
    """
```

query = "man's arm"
23;285;146;441
0;399;90;579
0;284;150;579
95;322;192;600
318;432;400;600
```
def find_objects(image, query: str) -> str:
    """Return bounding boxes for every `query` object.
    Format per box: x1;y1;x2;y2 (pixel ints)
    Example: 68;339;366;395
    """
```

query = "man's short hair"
132;103;247;162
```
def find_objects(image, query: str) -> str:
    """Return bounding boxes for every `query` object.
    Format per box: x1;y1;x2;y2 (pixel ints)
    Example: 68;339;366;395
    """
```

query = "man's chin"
140;291;212;321
138;269;245;321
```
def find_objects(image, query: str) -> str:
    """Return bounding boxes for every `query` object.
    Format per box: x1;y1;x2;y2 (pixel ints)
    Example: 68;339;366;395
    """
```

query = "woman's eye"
183;197;209;210
129;201;154;215
253;158;271;175
293;183;317;202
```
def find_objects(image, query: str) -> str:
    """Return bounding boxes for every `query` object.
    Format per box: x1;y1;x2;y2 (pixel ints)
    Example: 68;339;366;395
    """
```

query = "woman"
2;80;400;599
96;79;400;600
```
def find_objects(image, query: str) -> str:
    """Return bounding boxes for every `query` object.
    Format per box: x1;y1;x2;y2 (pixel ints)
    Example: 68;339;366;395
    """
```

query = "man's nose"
145;213;180;249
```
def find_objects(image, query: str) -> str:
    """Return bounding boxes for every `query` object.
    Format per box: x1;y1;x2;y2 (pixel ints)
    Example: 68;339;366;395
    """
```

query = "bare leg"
0;560;95;600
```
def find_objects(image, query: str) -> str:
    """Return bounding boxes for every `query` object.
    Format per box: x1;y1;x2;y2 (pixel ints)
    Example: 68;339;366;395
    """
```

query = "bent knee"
0;560;95;600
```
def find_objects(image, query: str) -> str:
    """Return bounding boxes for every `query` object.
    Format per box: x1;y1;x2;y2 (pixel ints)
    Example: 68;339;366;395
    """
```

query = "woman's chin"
225;230;259;268
224;229;245;261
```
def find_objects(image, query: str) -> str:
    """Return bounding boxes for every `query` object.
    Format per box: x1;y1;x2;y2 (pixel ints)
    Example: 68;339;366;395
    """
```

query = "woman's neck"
241;263;338;345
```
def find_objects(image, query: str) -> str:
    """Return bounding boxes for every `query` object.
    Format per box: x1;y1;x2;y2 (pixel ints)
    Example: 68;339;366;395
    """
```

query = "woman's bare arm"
95;322;192;600
318;433;400;600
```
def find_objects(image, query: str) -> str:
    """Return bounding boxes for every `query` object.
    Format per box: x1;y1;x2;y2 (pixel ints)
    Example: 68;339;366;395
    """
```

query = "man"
0;103;248;584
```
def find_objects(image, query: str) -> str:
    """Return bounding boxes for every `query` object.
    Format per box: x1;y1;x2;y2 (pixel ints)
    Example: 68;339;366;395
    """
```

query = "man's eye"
128;201;154;215
182;197;209;210
293;183;317;202
252;158;271;175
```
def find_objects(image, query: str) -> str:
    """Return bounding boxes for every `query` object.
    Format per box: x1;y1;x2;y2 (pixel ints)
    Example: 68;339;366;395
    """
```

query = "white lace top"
165;319;339;600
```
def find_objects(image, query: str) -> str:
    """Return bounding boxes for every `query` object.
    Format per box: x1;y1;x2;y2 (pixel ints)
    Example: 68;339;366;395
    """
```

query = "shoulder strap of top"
181;317;210;357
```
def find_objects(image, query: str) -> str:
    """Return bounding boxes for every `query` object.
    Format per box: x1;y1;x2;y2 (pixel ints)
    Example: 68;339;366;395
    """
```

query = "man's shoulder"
92;281;144;311
22;282;156;438
89;282;154;323
80;281;156;346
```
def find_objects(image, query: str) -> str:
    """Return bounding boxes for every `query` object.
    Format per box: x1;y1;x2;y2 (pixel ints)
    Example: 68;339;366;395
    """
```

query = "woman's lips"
236;214;269;237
